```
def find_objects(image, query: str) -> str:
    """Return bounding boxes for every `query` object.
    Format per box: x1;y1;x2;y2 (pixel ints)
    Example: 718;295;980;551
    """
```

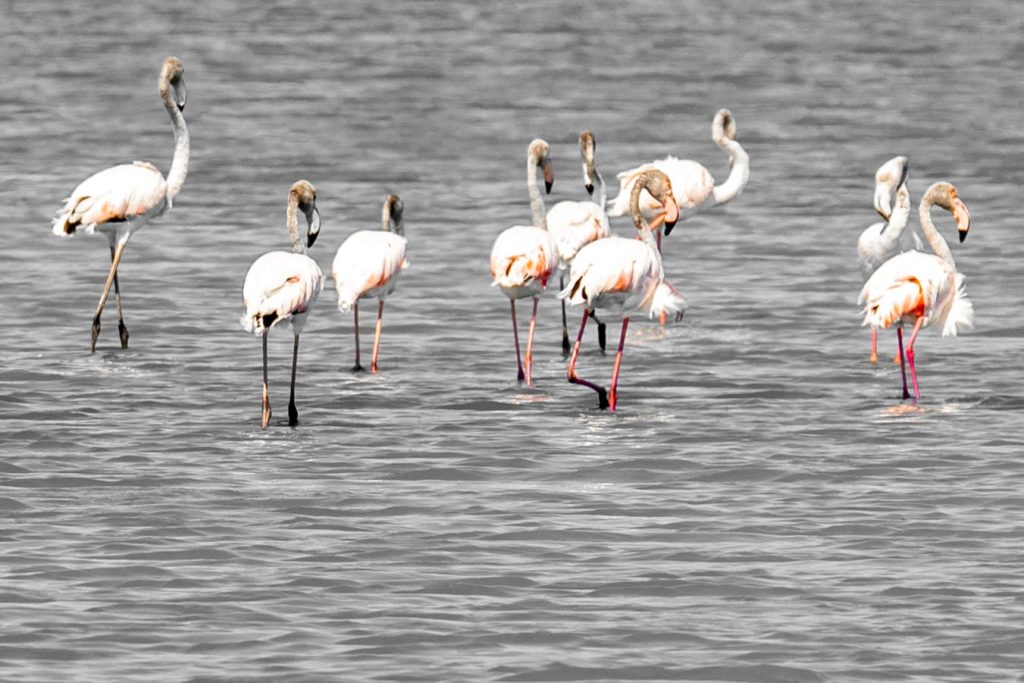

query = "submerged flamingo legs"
607;317;629;411
567;310;609;410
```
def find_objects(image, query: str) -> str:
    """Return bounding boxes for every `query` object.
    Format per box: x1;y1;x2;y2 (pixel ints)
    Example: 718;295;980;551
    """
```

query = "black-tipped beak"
585;183;594;196
958;229;968;244
306;206;321;248
545;180;553;194
664;219;677;236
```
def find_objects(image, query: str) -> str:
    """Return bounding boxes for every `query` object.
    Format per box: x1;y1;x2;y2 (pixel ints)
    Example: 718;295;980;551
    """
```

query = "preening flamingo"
607;109;749;250
857;156;918;363
332;194;408;373
859;181;973;401
490;139;559;388
52;56;189;352
241;181;324;429
546;131;612;354
559;169;686;411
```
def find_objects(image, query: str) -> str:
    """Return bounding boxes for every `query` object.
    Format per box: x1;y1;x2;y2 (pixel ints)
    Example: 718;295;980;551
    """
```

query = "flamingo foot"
351;363;365;373
91;315;102;353
561;333;571;357
118;321;130;349
596;386;610;410
370;362;379;374
869;352;878;364
288;402;298;427
261;387;271;430
597;322;607;354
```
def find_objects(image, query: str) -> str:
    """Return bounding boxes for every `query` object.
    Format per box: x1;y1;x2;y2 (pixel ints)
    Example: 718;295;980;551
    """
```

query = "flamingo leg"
371;300;384;374
108;243;130;349
896;326;910;400
567;309;609;410
523;296;539;387
591;311;607;354
510;299;525;382
905;316;926;401
608;317;630;411
288;334;300;426
869;326;878;364
91;240;128;353
559;275;571;356
261;331;272;429
351;303;363;372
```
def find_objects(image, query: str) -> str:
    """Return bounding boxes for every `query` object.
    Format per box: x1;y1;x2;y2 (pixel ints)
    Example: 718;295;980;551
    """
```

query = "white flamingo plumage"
859;181;973;401
560;169;686;411
332;194;408;373
52;56;190;352
490;139;559;388
607;109;749;247
546;130;612;354
241;181;324;429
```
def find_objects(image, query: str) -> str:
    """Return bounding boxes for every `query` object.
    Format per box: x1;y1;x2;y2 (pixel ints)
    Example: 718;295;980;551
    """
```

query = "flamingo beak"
873;182;891;221
543;162;554;194
306;206;321;248
952;198;971;243
662;195;680;235
585;182;594;196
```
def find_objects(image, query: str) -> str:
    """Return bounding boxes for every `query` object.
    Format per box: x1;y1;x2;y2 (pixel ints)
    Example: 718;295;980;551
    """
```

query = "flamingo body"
490;225;558;298
52;162;169;239
242;251;324;335
860;250;972;338
332;231;408;311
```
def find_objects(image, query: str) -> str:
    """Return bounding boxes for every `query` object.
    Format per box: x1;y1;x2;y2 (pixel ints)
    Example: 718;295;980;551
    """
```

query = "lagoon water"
2;1;1024;680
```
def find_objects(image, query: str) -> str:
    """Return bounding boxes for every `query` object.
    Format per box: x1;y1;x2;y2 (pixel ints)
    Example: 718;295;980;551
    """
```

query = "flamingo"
607;109;749;250
331;194;408;373
52;56;189;353
546;131;612;355
856;156;921;363
241;181;323;429
559;169;686;411
489;138;559;388
859;181;973;401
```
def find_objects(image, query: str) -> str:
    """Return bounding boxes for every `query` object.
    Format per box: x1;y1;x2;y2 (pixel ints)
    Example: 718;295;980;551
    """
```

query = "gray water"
2;1;1024;680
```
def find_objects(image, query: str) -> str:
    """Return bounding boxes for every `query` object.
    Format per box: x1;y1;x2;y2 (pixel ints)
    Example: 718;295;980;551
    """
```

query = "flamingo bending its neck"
332;194;408;373
241;181;324;429
546;131;612;354
859;181;973;401
489;139;559;388
559;169;685;411
857;156;920;363
52;56;190;352
607;109;749;248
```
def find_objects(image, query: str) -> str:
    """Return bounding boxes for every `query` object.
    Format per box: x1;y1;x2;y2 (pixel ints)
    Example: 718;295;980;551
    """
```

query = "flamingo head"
712;109;737;144
160;56;187;112
528;139;554;194
925;181;971;243
579;130;597;196
383;193;405;235
632;170;679;235
872;155;909;220
290;180;320;248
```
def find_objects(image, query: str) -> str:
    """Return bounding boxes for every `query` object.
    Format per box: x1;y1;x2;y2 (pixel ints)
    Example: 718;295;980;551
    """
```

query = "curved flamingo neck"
879;185;911;249
629;178;659;251
919;196;955;266
286;196;306;255
527;151;547;230
593;167;606;209
712;136;749;205
162;86;189;202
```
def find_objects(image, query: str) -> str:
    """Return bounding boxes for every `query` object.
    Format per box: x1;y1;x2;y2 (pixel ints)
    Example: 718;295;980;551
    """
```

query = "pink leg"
905;316;925;401
896;326;910;400
371;300;385;374
608;317;630;411
510;299;524;382
351;303;363;372
567;310;609;410
870;327;878;364
260;331;272;429
523;296;539;387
